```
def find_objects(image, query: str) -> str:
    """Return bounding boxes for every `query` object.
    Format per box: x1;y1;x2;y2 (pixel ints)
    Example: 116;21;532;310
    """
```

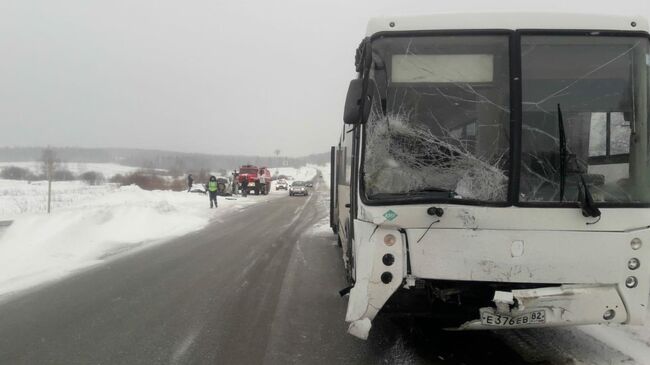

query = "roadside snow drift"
271;166;318;182
0;184;280;297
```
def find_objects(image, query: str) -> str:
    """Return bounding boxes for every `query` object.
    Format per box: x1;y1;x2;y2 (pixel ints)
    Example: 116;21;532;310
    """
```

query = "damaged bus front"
332;13;650;339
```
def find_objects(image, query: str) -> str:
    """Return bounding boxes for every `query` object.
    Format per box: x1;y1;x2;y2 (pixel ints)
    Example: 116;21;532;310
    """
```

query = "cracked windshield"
520;36;650;203
364;35;511;202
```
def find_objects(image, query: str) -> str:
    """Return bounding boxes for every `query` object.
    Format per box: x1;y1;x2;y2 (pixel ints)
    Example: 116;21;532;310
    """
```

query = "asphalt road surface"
0;183;634;364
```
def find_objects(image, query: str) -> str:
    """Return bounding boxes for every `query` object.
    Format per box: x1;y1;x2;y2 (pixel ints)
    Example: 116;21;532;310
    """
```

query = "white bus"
330;13;650;339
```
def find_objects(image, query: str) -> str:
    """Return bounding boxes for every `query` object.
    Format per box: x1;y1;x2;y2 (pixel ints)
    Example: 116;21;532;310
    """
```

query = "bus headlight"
631;238;642;250
628;258;640;270
625;276;638;288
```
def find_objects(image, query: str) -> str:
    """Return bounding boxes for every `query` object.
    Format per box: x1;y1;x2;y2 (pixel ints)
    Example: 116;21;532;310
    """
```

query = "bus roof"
366;13;649;36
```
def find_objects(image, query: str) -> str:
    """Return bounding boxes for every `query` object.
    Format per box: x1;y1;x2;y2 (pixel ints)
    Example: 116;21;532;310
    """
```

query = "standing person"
241;176;249;197
258;169;266;195
187;174;194;192
232;170;239;195
207;175;218;208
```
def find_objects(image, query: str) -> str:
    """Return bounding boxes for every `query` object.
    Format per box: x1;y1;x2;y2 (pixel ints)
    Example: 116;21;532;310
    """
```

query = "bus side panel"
337;184;351;262
330;146;337;232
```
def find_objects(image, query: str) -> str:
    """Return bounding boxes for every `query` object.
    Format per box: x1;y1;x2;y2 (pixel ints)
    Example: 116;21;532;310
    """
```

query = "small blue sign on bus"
383;209;398;221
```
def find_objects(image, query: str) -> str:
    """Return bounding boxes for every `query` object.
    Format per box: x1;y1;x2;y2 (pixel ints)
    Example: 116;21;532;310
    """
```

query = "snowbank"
0;184;281;297
271;166;318;182
310;163;331;188
271;164;330;186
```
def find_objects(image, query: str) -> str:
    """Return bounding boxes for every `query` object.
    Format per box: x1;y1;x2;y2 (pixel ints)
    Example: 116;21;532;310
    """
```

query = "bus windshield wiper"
578;175;601;220
557;104;567;202
557;104;600;220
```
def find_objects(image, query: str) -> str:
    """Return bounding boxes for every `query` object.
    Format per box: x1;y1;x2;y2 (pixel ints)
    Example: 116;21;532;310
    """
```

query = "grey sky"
1;0;649;157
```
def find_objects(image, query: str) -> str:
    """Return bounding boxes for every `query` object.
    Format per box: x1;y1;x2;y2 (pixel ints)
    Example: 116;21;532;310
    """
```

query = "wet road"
0;184;634;364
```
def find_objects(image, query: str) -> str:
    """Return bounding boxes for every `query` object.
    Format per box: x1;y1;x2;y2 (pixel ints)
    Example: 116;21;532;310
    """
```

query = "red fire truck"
238;165;272;195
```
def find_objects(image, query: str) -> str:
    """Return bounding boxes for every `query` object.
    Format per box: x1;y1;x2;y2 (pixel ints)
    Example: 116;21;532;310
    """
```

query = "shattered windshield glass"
363;35;510;202
520;36;650;203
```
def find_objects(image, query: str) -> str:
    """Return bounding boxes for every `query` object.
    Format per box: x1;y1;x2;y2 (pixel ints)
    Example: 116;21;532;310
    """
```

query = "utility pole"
47;163;52;214
274;149;281;175
42;147;56;214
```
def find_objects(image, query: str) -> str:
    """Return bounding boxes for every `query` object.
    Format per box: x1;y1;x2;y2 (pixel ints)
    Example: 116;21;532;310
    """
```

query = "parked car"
215;177;231;196
276;179;288;190
305;182;313;188
289;181;308;196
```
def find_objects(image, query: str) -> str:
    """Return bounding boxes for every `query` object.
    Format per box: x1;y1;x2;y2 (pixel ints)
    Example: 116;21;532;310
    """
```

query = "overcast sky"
1;0;649;157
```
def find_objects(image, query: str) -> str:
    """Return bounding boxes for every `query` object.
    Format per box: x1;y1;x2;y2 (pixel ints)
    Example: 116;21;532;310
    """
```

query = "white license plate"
480;309;546;327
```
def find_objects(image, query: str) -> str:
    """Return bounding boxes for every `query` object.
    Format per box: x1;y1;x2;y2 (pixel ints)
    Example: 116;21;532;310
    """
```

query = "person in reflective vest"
207;175;218;208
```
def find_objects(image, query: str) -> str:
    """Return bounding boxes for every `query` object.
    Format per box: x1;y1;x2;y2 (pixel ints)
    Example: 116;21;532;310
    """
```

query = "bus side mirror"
343;79;372;124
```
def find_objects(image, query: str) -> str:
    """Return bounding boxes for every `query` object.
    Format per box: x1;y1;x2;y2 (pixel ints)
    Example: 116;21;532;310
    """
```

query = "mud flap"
339;286;352;297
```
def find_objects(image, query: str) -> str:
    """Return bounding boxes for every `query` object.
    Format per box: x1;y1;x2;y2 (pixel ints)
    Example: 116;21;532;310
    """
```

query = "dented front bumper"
344;218;650;339
459;284;627;329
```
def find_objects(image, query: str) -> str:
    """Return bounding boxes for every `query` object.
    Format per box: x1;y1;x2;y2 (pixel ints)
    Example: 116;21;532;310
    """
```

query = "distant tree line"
0;165;105;185
0;165;191;191
0;147;330;173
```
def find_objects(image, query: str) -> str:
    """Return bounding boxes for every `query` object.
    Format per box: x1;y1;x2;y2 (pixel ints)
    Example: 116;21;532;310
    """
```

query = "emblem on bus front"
383;210;398;221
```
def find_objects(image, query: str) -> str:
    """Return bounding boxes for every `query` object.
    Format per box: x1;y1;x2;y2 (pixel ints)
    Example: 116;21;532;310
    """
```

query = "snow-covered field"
270;164;330;187
0;180;285;297
0;161;143;178
0;164;329;221
0;180;116;219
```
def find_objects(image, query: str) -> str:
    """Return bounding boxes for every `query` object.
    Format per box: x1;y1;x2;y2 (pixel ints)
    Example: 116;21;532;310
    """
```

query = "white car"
276;179;288;190
289;181;308;196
